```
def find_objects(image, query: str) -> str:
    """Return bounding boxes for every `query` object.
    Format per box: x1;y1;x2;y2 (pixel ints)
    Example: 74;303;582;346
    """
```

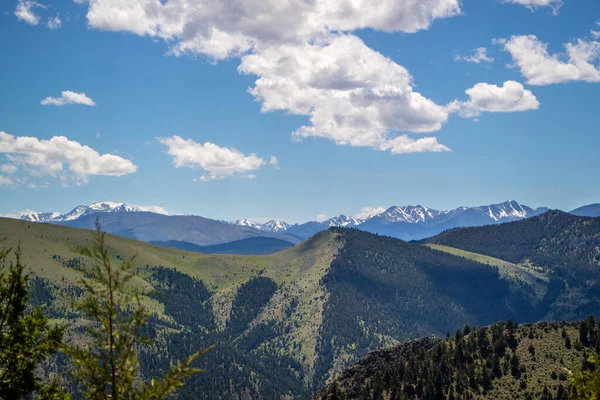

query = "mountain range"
19;201;171;223
3;209;599;398
13;200;599;247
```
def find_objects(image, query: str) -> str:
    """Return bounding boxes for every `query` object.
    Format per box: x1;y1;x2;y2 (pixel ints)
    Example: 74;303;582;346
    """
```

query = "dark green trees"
64;222;212;399
0;247;67;399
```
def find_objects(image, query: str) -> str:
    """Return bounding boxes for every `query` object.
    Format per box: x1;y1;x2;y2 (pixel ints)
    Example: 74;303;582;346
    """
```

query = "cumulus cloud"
0;131;137;185
158;136;276;181
502;0;563;14
498;35;600;85
240;35;451;154
14;0;44;25
316;214;329;222
79;0;529;155
356;206;386;220
450;81;539;118
41;91;97;106
0;164;18;174
0;175;14;188
456;47;494;64
79;0;464;155
85;0;461;59
47;15;62;29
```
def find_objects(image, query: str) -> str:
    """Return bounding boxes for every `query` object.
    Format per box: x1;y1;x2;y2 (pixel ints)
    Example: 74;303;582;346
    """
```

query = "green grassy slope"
0;217;342;398
3;217;599;399
0;217;332;291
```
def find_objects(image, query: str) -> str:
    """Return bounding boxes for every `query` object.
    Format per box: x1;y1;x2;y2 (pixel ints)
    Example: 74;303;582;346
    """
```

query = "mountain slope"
315;320;596;399
150;237;295;255
427;211;600;285
60;212;301;246
2;217;599;398
571;203;600;218
427;211;600;321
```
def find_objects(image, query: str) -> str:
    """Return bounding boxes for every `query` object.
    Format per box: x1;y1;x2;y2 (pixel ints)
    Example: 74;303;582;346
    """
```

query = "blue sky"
1;0;599;223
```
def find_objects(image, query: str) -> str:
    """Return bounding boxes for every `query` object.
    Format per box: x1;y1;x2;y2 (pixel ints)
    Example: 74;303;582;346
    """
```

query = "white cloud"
502;0;563;15
450;81;539;118
240;35;451;154
85;0;461;60
0;175;14;188
14;0;44;25
79;0;526;155
456;47;494;64
47;15;62;30
158;135;275;181
592;31;600;40
41;91;97;106
316;214;329;222
356;206;386;220
498;35;600;85
0;131;137;185
0;164;18;174
0;209;36;219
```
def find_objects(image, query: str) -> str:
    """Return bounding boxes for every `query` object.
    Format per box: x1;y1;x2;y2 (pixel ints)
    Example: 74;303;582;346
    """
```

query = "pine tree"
64;221;213;399
570;355;600;399
0;246;69;399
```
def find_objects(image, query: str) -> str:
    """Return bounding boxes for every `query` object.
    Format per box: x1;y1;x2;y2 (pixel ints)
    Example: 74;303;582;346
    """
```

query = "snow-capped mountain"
365;201;544;227
373;205;443;225
469;201;542;222
358;200;549;241
19;201;169;223
234;219;261;229
323;215;363;227
15;199;553;243
19;211;63;223
258;220;291;233
233;219;291;232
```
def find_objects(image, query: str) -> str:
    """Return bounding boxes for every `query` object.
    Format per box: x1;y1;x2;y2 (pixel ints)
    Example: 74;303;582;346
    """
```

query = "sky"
0;0;599;223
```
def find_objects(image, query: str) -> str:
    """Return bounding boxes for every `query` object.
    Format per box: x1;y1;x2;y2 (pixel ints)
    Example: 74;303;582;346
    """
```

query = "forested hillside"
1;214;599;398
428;211;600;320
316;319;600;400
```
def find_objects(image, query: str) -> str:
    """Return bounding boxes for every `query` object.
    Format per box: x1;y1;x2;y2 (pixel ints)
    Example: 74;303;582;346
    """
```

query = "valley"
2;209;600;398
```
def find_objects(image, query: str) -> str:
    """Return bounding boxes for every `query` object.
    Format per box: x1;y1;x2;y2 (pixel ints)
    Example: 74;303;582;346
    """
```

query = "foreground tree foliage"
0;246;68;399
64;222;213;399
571;355;600;399
570;317;600;399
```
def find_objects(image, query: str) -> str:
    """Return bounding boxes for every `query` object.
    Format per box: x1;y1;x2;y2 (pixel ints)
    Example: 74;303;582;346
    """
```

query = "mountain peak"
375;205;442;225
323;215;363;227
19;201;169;223
259;220;291;232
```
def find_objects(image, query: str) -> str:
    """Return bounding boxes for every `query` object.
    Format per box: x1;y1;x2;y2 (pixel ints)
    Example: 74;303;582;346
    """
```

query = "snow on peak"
477;200;531;221
259;220;291;233
235;219;261;229
324;215;362;227
377;205;442;224
18;201;170;223
18;211;62;223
